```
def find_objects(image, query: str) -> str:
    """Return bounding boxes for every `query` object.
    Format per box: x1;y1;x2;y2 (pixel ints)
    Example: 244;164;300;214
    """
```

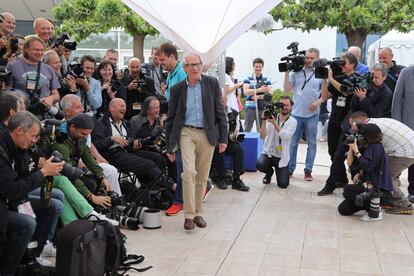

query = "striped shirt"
369;118;414;158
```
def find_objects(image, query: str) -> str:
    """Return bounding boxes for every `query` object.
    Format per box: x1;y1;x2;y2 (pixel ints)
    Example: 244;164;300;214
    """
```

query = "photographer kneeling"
256;96;297;188
338;123;393;221
0;112;63;276
211;106;249;191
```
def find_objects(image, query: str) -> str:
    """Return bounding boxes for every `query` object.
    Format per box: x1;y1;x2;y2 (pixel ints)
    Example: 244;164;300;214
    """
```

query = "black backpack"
56;219;152;276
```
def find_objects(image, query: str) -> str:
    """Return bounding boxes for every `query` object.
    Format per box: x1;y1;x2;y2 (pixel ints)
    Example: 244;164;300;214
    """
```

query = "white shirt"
109;118;127;150
369;118;414;158
223;73;239;113
262;116;297;167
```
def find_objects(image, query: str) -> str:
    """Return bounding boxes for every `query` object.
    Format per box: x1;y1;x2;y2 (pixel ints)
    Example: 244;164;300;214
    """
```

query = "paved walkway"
125;142;414;275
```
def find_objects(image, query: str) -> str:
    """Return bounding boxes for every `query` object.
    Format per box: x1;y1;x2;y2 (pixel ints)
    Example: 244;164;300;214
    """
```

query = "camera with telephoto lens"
227;108;245;143
278;42;306;72
313;58;346;80
262;93;285;120
67;61;84;78
355;187;381;208
343;133;365;147
0;66;11;86
137;126;167;152
118;215;139;230
49;33;77;51
28;92;65;119
10;37;19;55
340;73;371;96
50;151;85;181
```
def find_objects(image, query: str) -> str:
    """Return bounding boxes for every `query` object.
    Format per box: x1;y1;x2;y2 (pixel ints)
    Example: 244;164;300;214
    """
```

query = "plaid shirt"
369;118;414;158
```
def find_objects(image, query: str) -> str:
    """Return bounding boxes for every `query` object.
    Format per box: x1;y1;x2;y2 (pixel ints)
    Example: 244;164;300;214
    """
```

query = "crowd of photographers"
1;10;414;274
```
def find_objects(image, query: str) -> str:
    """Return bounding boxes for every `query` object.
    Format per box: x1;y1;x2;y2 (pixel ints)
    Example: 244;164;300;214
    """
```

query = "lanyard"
22;60;42;92
301;70;315;90
277;115;289;145
111;119;126;137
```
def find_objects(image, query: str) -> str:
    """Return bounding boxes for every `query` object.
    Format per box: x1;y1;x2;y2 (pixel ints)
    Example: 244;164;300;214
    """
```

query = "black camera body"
50;151;85;181
227;108;245;143
67;61;84;78
341;73;371;96
278;42;306;72
355;188;380;207
262;93;284;119
28;92;65;119
313;58;346;80
138;126;167;153
50;34;77;51
343;133;365;148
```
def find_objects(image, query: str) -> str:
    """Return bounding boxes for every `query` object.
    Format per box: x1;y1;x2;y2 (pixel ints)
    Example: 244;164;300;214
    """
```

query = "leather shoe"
193;216;207;228
232;179;249;191
215;179;227;190
262;174;272;184
184;219;195;230
317;185;335;196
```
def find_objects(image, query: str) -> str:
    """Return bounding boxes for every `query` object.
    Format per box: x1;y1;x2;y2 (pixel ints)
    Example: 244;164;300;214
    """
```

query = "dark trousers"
256;154;290;188
0;198;54;276
136;150;165;170
408;164;414;195
108;150;166;187
327;120;343;160
213;143;244;176
325;142;349;189
338;184;369;216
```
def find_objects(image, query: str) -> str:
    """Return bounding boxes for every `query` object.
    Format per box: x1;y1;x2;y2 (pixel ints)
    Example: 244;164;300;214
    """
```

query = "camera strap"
301;70;315;90
276;115;289;145
387;72;397;83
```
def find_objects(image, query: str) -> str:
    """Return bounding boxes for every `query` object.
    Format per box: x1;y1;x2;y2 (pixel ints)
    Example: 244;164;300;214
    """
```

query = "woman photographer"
338;123;393;221
0;35;24;66
96;60;127;117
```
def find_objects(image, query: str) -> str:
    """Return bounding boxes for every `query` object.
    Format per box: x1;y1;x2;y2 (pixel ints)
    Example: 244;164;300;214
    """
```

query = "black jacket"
0;125;45;208
165;74;228;153
350;83;393;118
385;61;405;92
91;113;133;159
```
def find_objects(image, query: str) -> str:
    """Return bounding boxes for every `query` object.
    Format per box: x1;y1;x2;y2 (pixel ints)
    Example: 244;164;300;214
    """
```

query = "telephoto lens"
368;196;380;218
119;216;139;230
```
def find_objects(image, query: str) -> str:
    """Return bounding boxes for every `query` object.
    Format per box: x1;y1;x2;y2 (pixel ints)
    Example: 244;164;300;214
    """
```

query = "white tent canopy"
122;0;282;70
367;30;414;68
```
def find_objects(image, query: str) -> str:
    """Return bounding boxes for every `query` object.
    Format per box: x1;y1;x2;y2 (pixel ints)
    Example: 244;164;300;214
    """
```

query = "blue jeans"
0;210;36;276
289;114;318;173
29;187;64;241
173;150;183;204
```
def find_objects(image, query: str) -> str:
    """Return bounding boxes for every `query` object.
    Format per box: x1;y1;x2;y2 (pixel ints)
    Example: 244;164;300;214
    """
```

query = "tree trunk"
345;29;367;50
133;34;146;62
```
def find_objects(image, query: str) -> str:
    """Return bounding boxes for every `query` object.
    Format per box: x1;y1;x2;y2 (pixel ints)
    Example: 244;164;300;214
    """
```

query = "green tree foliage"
271;0;414;49
53;0;158;61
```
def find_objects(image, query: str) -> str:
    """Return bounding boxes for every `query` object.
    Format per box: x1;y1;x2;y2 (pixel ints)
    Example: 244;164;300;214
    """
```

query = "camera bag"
56;219;151;276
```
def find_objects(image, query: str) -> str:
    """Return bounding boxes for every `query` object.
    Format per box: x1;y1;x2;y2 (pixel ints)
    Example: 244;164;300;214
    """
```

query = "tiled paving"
124;142;414;275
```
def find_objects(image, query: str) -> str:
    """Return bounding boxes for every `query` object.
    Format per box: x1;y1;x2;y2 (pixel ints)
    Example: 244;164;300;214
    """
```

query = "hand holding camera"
128;79;138;91
354;87;367;100
64;75;77;91
40;156;65;177
111;136;129;147
76;77;89;91
90;194;112;208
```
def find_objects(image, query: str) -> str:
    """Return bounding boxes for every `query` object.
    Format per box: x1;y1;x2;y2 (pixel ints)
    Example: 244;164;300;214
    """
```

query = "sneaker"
166;203;183;216
360;211;384;222
203;181;214;202
262;174;272;184
232;179;250;192
304;171;313;181
214;179;227;190
40;240;56;258
385;204;414;215
408;194;414;203
35;257;53;267
88;210;120;226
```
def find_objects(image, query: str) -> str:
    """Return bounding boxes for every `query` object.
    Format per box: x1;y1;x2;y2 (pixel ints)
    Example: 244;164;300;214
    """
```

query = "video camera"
278;42;306;72
49;34;77;51
313;58;346;79
227;108;245;143
262;93;285;119
340;73;371;96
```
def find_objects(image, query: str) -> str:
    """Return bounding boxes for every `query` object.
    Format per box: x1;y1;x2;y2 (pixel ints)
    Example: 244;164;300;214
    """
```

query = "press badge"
336;96;346;107
275;145;283;157
132;102;141;110
26;76;37;91
17;201;36;218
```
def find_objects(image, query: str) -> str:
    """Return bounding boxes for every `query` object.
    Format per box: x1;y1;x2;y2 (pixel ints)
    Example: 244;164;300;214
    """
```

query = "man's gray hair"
348;46;362;59
371;62;388;77
42;50;59;65
8;111;40;132
4;90;29;110
307;48;320;58
183;52;202;65
60;94;81;111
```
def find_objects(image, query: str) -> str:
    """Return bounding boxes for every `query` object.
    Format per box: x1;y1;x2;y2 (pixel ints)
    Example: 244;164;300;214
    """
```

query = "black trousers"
327;120;343;160
338;184;369;216
108;150;167;187
213;143;244;176
256;154;290;188
136;150;165;170
408;164;414;195
325;142;349;189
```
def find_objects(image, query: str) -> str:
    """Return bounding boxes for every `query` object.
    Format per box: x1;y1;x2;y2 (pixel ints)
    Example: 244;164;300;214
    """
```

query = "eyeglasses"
185;63;202;68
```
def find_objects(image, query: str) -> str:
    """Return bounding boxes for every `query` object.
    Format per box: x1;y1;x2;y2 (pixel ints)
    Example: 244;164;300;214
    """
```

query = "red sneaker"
166;203;183;216
304;171;313;181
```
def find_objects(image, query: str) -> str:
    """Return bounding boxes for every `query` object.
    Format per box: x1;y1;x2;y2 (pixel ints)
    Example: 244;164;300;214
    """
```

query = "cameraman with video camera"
338;123;393;221
122;57;156;119
256;96;297;188
283;47;327;181
0;111;64;276
6;36;61;116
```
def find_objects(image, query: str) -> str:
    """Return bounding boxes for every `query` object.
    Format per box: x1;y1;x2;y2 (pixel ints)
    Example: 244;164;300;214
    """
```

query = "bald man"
378;47;405;92
0;12;16;58
121;57;156;119
348;46;369;75
33;18;54;44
